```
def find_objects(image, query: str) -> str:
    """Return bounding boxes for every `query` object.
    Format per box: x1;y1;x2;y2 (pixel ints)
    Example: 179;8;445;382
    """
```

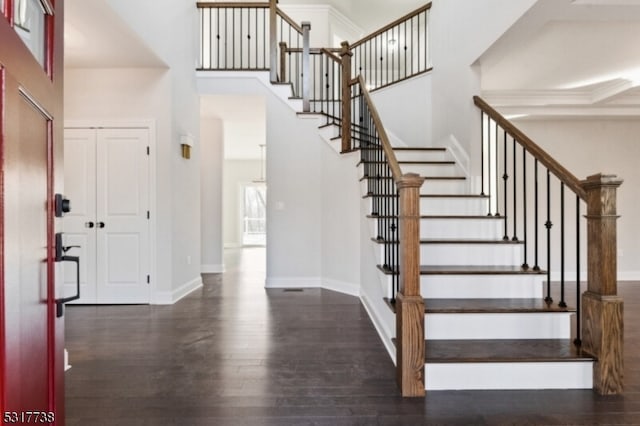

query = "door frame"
64;120;157;303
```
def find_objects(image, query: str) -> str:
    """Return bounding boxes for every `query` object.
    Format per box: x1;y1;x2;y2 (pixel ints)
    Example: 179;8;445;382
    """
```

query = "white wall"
223;159;262;248
515;118;640;279
201;118;224;272
371;73;432;147
279;4;363;48
107;0;202;298
63;67;175;299
430;0;538;182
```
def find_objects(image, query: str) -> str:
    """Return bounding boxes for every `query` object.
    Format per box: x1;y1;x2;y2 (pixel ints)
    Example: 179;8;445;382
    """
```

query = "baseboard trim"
201;264;225;274
360;291;396;365
323;279;360;297
265;277;323;289
153;276;203;305
265;277;360;297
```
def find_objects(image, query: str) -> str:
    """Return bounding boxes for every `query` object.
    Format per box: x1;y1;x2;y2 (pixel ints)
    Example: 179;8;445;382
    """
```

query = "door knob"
97;222;105;228
85;221;95;228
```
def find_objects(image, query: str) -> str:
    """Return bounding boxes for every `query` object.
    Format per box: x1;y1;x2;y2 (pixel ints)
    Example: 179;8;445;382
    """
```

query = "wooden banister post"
396;173;425;397
340;41;353;152
269;0;278;82
301;21;311;112
581;173;624;395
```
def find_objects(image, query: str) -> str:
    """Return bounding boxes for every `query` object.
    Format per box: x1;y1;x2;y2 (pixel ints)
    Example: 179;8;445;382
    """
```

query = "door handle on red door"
54;232;81;318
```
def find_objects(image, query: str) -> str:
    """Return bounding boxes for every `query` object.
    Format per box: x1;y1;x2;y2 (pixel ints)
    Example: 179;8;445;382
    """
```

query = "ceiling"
478;0;640;118
200;95;266;160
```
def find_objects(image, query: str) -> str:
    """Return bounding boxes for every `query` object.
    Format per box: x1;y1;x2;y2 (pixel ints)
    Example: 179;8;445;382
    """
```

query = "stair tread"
363;194;487;199
359;147;447;152
424;339;594;363
421;265;546;275
364;160;455;165
360;176;466;181
423;298;575;313
367;215;503;220
371;237;523;245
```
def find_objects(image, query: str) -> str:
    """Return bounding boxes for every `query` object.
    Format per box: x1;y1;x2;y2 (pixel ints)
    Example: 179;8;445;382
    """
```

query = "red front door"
0;1;64;425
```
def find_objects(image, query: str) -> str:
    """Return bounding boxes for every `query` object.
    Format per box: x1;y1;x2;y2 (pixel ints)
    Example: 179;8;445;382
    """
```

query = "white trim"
201;264;225;274
153;276;203;305
360;291;396;365
443;134;470;178
264;276;360;297
265;277;322;289
426;361;593;390
619;271;640;281
322;279;360;297
328;7;364;40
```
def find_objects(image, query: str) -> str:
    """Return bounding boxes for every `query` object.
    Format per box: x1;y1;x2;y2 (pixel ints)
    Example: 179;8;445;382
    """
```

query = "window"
242;185;266;246
14;0;48;68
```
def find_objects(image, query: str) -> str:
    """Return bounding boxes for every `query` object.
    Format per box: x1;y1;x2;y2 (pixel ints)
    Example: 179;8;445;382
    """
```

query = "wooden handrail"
351;3;432;49
354;75;402;182
197;2;269;8
473;96;587;201
320;48;341;63
276;8;303;34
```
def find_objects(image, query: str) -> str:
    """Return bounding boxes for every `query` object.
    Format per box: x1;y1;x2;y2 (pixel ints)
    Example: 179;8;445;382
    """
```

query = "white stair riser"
421;180;468;195
421;274;544;299
421;198;488;216
425;362;593;390
394;150;448;162
400;163;461;177
426;313;573;339
421;244;522;265
421;218;504;239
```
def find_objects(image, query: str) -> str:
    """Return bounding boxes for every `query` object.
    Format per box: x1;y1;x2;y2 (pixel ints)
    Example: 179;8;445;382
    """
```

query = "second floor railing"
198;1;432;118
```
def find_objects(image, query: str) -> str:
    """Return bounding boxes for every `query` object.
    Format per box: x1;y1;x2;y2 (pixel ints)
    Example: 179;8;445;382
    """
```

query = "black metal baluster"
522;147;529;269
495;123;501;217
404;21;408;79
575;195;581;345
559;183;567;308
217;9;221;68
262;9;266;68
232;9;236;68
503;130;509;240
534;159;540;271
512;138;518;241
480;112;485;196
487;119;498;216
545;169;553;303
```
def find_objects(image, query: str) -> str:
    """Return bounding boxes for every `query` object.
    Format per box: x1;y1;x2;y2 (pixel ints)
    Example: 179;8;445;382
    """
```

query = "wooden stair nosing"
359;175;467;182
376;264;546;275
371;237;524;245
383;297;575;314
366;214;505;220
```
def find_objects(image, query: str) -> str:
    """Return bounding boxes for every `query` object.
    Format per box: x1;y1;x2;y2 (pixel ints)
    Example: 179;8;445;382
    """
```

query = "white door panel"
63;129;97;303
63;127;150;304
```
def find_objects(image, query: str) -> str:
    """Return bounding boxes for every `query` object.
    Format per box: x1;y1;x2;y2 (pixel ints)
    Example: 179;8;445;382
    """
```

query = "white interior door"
63;127;150;304
63;128;98;304
96;128;150;303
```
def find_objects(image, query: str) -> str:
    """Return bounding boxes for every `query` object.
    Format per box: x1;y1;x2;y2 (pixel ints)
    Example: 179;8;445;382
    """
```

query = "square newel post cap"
301;21;311;30
581;173;623;190
340;41;353;57
397;173;425;189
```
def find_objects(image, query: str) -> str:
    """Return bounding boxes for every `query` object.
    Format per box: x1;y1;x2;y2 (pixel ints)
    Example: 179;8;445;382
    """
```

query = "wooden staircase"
363;145;595;390
197;0;624;397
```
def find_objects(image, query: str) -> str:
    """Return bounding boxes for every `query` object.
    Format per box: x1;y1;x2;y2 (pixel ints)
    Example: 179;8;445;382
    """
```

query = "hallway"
66;248;640;425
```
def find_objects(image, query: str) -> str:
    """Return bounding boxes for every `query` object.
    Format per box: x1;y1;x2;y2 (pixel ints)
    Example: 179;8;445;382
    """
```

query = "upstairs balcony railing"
198;1;432;119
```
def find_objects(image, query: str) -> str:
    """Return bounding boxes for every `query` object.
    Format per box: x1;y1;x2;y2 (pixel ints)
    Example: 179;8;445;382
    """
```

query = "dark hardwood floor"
66;248;640;425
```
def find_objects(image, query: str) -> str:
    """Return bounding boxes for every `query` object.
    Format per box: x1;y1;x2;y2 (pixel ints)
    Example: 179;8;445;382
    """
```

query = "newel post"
396;173;425;397
269;0;278;82
340;41;353;152
581;173;624;395
279;42;288;83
